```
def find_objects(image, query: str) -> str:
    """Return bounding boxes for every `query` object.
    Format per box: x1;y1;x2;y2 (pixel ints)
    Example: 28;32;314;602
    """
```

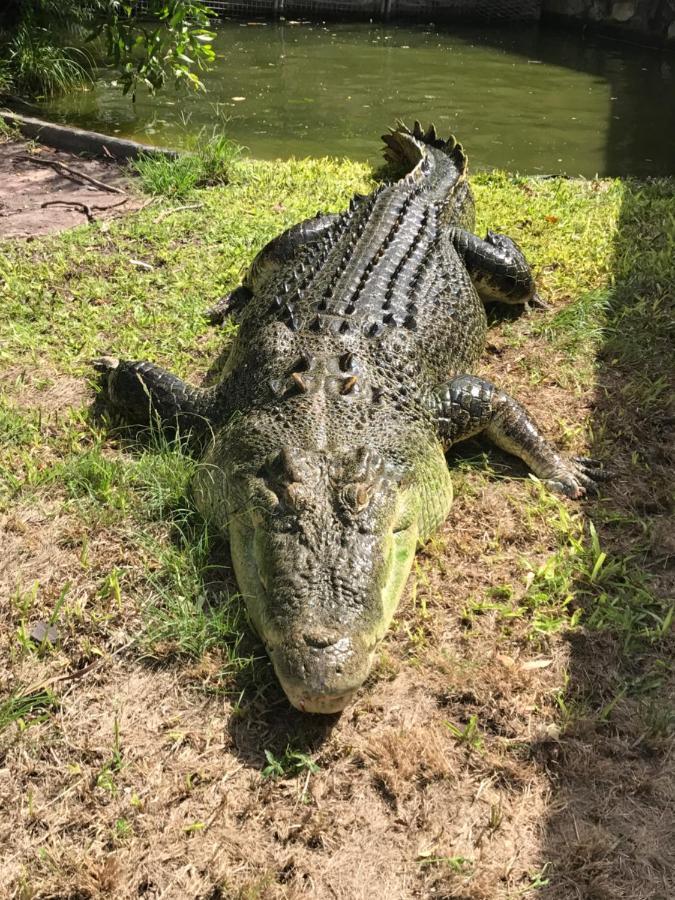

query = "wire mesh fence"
137;1;541;22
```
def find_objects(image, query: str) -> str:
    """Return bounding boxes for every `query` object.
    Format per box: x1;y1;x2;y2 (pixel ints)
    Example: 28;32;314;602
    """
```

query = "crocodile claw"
545;456;608;499
528;291;550;311
92;355;120;373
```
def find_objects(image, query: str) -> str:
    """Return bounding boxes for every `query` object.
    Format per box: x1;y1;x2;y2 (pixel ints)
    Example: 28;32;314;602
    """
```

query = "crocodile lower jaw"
284;684;359;715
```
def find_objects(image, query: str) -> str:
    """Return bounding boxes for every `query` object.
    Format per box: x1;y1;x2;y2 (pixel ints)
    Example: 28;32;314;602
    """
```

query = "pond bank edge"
0;112;179;161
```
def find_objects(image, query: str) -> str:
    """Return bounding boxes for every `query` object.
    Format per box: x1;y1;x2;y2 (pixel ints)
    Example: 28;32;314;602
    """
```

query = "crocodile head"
226;445;421;714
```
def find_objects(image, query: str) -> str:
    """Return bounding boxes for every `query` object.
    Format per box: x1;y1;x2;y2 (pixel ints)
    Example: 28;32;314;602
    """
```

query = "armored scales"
97;122;605;713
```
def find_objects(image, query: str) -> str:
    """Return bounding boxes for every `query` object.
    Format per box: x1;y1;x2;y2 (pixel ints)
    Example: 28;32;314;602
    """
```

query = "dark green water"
36;20;675;176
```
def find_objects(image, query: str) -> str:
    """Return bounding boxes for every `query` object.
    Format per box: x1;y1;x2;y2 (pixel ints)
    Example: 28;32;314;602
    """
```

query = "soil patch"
0;139;145;238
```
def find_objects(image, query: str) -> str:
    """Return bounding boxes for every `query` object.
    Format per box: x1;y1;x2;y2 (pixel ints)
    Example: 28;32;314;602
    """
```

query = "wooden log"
0;111;179;161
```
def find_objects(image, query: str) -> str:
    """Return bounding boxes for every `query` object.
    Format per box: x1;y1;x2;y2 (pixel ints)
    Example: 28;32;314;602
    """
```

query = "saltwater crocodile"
96;122;605;714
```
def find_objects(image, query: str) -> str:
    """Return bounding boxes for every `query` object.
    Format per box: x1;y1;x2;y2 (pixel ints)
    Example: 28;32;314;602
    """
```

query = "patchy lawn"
0;153;673;900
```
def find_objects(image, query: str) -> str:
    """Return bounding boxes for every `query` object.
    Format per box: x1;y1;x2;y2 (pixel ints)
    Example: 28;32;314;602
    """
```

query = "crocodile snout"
269;632;374;714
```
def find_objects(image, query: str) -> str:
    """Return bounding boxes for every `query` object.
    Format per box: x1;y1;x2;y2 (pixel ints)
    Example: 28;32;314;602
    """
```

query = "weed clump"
132;132;241;199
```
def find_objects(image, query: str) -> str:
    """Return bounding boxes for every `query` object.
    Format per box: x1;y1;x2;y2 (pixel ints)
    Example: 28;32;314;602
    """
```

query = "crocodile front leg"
430;375;605;498
448;227;546;309
93;357;225;438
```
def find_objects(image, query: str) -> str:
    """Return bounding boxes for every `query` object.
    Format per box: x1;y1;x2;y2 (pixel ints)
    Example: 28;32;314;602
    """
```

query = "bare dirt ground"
0;140;144;239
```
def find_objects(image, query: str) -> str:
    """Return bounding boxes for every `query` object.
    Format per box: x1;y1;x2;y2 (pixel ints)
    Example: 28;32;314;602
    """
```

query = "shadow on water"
535;179;675;896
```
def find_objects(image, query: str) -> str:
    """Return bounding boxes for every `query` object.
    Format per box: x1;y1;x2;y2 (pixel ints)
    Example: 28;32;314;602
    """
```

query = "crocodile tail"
381;119;467;177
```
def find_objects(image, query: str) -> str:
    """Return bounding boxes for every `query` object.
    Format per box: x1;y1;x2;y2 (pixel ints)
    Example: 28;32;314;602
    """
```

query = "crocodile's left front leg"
448;227;547;309
430;375;605;498
93;357;226;438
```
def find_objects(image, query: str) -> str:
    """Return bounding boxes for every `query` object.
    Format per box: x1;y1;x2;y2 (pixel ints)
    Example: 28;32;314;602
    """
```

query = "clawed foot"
204;285;252;326
525;291;550;311
544;456;609;499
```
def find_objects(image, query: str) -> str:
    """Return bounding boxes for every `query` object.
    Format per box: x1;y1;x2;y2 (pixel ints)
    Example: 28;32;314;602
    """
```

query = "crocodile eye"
341;482;372;513
269;514;296;533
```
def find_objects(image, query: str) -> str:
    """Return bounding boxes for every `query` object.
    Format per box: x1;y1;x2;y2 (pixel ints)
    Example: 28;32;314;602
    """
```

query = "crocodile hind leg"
205;285;252;326
430;374;606;498
93;357;224;438
205;212;339;325
448;227;547;309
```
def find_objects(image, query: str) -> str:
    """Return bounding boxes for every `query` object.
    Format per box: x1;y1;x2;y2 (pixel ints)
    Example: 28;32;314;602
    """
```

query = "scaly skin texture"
96;121;605;714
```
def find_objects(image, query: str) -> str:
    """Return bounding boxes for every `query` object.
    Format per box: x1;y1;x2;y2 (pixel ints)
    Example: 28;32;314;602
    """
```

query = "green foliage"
133;131;241;198
0;1;215;101
445;715;483;750
0;688;58;735
0;20;90;97
418;855;472;872
262;747;320;779
91;1;216;99
140;513;252;672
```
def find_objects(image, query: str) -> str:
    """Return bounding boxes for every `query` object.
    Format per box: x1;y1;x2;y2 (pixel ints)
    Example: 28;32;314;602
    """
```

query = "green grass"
445;714;484;751
140;515;253;672
132;131;243;198
262;746;321;779
0;688;59;735
1;150;673;900
1;24;91;97
0;155;371;376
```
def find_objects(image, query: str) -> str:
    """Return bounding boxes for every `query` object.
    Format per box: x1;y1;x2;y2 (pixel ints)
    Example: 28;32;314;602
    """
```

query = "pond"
35;19;675;177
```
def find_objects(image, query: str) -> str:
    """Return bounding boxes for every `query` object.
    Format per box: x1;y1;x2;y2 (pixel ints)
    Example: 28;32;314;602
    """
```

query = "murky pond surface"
36;20;675;176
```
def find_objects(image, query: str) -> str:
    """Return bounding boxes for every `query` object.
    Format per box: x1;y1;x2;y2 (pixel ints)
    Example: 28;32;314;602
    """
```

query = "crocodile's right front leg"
448;227;547;309
94;357;225;438
430;375;606;498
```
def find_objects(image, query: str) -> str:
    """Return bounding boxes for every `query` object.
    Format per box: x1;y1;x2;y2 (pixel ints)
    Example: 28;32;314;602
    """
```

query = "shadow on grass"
193;538;342;770
536;180;675;898
131;485;341;769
